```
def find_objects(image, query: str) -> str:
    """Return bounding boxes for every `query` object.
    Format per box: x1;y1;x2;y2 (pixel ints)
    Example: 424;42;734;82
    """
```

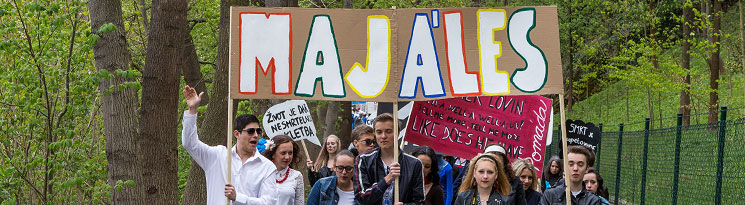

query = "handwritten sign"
565;119;600;152
405;96;551;177
263;100;322;146
229;7;563;101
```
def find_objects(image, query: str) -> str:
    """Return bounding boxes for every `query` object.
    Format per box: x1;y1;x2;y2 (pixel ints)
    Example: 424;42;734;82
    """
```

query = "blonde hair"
314;135;340;171
459;153;511;195
512;158;539;192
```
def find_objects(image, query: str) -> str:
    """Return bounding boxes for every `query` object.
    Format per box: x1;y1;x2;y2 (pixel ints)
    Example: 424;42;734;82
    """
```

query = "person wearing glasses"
181;85;276;205
261;135;305;205
350;124;376;157
355;113;425;205
307;150;358;205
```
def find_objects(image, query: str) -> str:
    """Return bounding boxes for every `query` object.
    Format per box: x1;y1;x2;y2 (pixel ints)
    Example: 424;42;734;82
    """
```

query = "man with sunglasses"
181;85;277;205
350;124;376;157
307;150;358;205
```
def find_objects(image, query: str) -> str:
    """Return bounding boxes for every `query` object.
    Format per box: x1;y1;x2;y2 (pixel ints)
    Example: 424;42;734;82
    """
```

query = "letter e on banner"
477;9;509;95
240;13;292;94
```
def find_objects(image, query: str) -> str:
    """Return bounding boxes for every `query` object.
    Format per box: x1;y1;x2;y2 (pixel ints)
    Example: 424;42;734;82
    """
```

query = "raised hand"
183;85;204;115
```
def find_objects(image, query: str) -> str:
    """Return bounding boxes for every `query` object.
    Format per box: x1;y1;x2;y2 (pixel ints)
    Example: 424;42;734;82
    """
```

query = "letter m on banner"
240;13;292;94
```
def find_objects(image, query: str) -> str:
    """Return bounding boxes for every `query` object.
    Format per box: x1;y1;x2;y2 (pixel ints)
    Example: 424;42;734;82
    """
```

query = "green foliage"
0;0;109;203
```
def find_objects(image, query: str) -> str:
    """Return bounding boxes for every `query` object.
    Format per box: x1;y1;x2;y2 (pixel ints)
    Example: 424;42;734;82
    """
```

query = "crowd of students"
181;85;612;205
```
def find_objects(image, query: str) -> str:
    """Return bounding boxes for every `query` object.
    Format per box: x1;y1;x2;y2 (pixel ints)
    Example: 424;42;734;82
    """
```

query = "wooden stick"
559;94;571;205
300;140;312;171
226;8;234;204
393;102;399;204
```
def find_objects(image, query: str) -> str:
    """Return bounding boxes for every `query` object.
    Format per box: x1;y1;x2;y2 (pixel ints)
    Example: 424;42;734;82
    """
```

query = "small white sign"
263;100;322;146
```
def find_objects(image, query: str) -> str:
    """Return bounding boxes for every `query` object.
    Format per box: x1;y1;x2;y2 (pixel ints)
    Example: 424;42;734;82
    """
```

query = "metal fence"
545;106;745;204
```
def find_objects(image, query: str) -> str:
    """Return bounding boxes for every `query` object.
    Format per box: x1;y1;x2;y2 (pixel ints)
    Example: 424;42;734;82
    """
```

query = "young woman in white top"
261;135;304;205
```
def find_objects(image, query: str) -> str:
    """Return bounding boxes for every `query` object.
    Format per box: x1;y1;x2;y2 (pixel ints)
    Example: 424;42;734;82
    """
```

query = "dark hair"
335;150;355;163
542;156;563;180
351;124;374;140
372;113;394;127
586;167;608;199
261;135;302;169
568;145;595;167
411;146;440;185
234;114;260;131
485;144;515;180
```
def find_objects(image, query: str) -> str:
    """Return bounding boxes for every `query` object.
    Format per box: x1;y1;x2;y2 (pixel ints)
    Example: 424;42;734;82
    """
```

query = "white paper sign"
263;100;322;146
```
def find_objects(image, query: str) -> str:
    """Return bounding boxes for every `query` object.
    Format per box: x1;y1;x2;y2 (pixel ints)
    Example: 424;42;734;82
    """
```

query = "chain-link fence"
545;106;745;204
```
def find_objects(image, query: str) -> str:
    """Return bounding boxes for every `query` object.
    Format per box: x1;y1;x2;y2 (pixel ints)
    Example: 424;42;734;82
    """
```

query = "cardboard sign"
405;96;551;177
565;119;600;152
262;100;322;146
229;7;562;101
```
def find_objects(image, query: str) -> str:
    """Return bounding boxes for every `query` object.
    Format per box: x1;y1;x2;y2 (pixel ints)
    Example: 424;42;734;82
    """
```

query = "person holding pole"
307;135;341;186
539;146;602;205
453;153;512;205
355;113;425;205
181;85;277;205
261;135;305;205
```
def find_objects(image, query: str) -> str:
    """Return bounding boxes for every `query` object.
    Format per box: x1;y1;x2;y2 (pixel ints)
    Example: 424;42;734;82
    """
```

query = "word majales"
238;9;547;98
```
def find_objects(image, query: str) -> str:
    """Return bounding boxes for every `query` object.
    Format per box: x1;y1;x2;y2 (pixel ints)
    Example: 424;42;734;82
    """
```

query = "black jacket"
509;176;527;205
539;183;602;205
308;166;334;186
354;148;425;205
454;189;512;205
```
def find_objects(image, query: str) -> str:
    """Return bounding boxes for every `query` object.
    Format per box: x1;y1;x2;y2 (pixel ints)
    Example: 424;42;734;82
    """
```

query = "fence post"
615;123;624;205
597;123;603;173
715;106;727;205
640;118;650;205
672;114;682;205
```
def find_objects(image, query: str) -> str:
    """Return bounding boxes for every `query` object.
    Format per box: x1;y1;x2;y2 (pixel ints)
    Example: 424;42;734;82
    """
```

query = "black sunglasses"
335;166;354;172
239;128;263;135
358;138;376;146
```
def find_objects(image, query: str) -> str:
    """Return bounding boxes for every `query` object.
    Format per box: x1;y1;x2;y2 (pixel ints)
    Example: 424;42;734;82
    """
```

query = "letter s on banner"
508;8;548;93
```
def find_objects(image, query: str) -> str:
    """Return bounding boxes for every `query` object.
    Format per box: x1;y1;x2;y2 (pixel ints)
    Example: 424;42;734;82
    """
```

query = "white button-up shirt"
182;112;277;205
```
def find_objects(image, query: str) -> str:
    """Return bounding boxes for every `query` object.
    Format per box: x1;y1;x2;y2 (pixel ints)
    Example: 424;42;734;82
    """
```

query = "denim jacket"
308;176;359;205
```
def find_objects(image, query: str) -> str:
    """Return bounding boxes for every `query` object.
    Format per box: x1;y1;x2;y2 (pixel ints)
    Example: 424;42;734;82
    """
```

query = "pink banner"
405;96;551;178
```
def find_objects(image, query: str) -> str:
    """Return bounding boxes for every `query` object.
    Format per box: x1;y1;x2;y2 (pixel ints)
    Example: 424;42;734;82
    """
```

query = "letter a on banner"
399;13;446;99
509;8;548;93
240;13;292;94
345;16;391;98
295;15;346;98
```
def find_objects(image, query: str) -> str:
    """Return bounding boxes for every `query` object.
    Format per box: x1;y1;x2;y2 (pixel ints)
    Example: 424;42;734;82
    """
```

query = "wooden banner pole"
226;8;234;204
226;98;233;205
393;102;400;204
300;140;312;171
559;94;571;205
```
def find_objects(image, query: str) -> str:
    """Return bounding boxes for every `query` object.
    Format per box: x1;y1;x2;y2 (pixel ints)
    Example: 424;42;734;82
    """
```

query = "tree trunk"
680;0;692;126
316;103;328;136
324;101;340;138
180;0;246;203
708;0;721;125
138;0;187;203
88;0;144;203
566;4;574;112
344;0;353;8
181;24;210;107
338;101;353;150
